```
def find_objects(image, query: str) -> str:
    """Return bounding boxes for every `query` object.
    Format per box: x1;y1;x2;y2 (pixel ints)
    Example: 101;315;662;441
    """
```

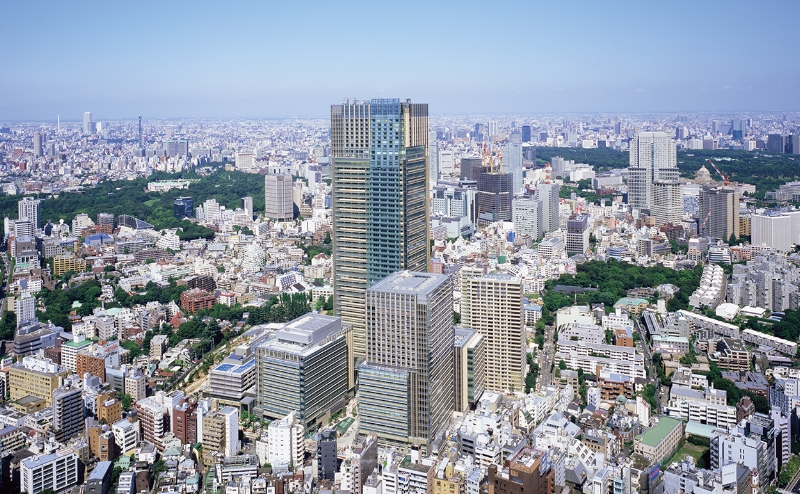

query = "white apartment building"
668;385;736;428
751;213;793;252
20;448;79;494
112;417;140;454
267;411;304;467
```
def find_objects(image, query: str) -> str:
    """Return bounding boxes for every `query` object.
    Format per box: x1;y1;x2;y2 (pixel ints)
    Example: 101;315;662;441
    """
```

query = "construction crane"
497;149;503;174
701;207;713;231
707;159;730;186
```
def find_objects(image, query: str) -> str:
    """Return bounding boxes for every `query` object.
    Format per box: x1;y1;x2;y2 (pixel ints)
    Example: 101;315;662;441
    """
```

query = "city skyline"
2;1;800;120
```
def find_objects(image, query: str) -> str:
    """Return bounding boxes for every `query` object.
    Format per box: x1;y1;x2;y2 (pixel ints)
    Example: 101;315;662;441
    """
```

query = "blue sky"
1;0;799;120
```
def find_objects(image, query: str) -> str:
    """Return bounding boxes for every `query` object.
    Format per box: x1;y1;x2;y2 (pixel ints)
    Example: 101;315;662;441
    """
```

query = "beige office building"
461;274;525;393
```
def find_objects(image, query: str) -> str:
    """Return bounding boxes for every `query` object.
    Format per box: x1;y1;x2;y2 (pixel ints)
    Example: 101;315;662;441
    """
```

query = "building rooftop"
367;271;448;300
638;416;682;448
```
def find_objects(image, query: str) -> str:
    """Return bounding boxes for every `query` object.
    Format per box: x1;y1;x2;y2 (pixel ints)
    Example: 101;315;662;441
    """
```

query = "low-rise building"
634;416;684;464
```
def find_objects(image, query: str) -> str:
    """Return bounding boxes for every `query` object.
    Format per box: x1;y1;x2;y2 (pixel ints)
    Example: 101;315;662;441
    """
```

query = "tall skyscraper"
535;182;560;234
330;98;429;360
460;157;484;181
18;197;41;229
699;185;740;240
477;171;513;226
460;274;525;392
264;173;294;221
627;131;680;224
83;111;94;135
652;180;683;226
512;197;543;240
566;215;590;255
767;134;787;154
242;196;254;219
504;134;524;193
521;125;532;143
454;328;485;413
33;133;43;157
429;139;439;185
359;271;453;449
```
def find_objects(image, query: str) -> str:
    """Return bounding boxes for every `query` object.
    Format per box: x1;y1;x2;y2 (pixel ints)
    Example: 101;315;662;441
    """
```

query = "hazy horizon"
2;0;799;120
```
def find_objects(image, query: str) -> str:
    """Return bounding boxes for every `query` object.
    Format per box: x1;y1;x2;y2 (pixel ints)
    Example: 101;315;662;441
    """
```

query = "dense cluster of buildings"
0;108;799;493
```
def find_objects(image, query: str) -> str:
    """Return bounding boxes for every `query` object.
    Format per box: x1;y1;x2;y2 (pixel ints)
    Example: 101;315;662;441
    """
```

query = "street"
536;324;556;391
634;318;662;411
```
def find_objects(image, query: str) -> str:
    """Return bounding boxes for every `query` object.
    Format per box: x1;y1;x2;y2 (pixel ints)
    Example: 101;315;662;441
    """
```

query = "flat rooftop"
368;271;448;299
638;416;682;448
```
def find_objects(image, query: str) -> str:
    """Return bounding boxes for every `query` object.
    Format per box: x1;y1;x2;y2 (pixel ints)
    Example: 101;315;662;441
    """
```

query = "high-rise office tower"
330;98;429;361
33;133;43;157
477;152;513;227
358;271;453;449
264;173;294;221
512;197;543;240
505;133;524;193
242;196;254;219
83;111;94;135
652;180;683;226
521;125;532;143
488;120;498;137
18;197;41;229
438;148;455;175
566;215;590;255
454;328;485;413
767;134;787;154
460;157;484;181
173;197;194;220
165;139;188;157
429;139;439;185
460;274;525;392
627;132;680;223
700;185;740;240
788;135;800;155
138;115;143;146
535;182;560;233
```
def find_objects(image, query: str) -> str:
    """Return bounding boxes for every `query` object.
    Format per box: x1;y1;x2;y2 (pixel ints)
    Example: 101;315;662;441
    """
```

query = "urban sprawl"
1;107;800;494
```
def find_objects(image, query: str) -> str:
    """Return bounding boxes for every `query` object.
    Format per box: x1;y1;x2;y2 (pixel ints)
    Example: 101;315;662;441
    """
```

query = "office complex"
359;271;453;449
83;111;95;135
264;173;294;221
477;170;513;226
512;197;543;240
330;98;429;360
566;215;590;255
242;196;254;219
209;347;258;409
18;197;41;230
535;182;560;234
460;156;484;181
699;185;740;240
460;274;525;392
627;132;681;224
256;314;350;428
652;179;682;226
9;356;68;406
454;328;486;413
751;212;793;252
504;134;524;193
173;196;194;220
